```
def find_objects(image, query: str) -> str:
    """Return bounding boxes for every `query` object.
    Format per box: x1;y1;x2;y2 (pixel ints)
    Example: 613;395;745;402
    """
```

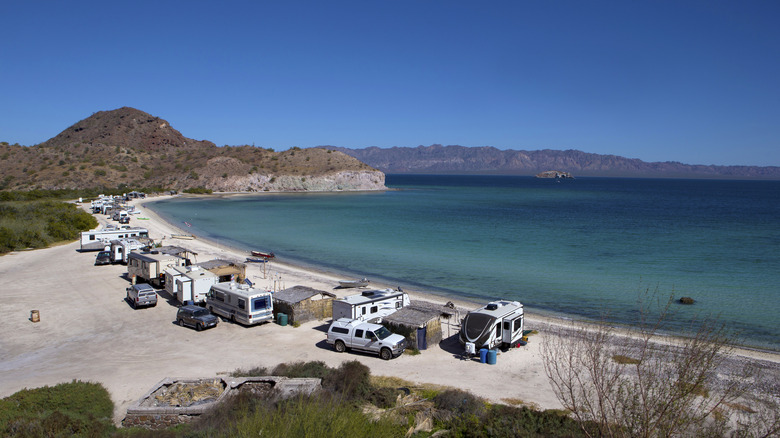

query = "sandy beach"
0;194;777;425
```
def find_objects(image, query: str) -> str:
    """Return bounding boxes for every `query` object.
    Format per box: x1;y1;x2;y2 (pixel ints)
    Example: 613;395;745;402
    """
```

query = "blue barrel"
487;349;497;365
277;313;288;326
479;348;488;363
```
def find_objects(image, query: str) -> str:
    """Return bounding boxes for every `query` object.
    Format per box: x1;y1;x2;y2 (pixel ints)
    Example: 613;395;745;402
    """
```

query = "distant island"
320;145;780;180
536;171;574;179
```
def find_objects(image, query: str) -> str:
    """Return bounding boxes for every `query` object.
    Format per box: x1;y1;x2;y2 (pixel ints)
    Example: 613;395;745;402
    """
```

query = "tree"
540;291;775;438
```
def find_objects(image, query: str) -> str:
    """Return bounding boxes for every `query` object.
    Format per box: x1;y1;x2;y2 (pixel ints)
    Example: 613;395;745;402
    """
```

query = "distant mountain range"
320;145;780;179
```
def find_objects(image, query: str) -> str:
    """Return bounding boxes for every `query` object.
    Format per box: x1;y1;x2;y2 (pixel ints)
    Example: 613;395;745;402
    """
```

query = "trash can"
479;348;488;363
277;313;288;326
487;349;497;365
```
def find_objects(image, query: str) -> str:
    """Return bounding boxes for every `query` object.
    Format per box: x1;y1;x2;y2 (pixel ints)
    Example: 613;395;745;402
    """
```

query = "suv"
327;318;406;360
126;283;157;309
95;250;112;265
176;305;219;331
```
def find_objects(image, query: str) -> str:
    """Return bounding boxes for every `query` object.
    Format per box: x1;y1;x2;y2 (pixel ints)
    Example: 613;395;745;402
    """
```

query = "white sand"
0;194;776;425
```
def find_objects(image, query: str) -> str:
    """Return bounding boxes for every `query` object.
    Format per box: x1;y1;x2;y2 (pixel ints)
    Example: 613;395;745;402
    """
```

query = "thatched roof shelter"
382;300;457;350
273;286;336;324
196;259;246;282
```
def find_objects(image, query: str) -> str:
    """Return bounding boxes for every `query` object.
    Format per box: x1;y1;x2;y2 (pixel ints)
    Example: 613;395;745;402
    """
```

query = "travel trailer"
205;282;274;326
109;238;148;264
127;251;187;288
332;288;410;323
459;300;524;351
80;226;149;251
164;265;191;297
175;267;218;304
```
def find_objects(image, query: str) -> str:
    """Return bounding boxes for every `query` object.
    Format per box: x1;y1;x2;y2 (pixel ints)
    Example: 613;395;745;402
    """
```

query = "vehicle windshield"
374;326;392;340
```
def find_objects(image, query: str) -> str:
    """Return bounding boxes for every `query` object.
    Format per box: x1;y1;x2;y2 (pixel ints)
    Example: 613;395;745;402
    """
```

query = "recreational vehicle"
176;267;218;304
459;300;524;351
109;238;148;264
332;288;410;323
80;226;149;251
164;265;191;297
205;282;273;326
127;251;187;288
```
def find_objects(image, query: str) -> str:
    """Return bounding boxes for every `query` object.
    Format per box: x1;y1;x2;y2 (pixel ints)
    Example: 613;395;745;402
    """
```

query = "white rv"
80;226;149;251
109;238;148;264
459;300;524;351
205;282;274;326
176;267;218;304
164;265;191;297
332;288;410;323
127;251;187;288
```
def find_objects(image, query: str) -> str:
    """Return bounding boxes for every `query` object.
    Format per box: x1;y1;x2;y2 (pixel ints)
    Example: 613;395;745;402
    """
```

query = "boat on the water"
251;250;275;259
338;278;370;288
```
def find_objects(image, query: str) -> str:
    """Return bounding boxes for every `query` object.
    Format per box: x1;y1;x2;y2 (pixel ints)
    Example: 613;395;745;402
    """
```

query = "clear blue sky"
2;1;779;166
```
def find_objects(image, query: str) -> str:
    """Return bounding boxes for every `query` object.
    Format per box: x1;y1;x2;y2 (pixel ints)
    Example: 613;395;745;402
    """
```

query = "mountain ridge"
319;144;780;179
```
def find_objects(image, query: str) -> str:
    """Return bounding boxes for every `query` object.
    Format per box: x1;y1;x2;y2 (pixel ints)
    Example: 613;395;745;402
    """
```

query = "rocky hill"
320;145;780;179
0;107;385;192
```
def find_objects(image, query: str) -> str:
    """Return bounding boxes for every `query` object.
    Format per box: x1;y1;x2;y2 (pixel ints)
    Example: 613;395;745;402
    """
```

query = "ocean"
148;175;780;351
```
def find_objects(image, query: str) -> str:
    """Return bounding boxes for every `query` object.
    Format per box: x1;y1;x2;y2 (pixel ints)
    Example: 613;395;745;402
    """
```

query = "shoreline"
0;193;777;426
141;194;780;362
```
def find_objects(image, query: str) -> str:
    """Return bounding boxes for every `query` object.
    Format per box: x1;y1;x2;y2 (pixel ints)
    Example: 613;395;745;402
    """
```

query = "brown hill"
0;107;383;191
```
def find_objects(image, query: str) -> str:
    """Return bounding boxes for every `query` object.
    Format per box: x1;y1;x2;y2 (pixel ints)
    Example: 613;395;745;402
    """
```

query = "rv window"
513;318;523;332
216;292;225;302
504;321;510;331
361;307;367;315
395;301;401;309
355;329;364;338
370;306;378;314
238;299;245;310
496;324;501;337
90;235;96;241
252;297;269;311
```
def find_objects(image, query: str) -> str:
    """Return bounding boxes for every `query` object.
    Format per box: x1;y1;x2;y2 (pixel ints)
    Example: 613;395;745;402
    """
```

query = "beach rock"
679;297;695;305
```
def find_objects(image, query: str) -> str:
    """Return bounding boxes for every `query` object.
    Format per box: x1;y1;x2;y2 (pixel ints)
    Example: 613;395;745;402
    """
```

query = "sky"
2;1;779;166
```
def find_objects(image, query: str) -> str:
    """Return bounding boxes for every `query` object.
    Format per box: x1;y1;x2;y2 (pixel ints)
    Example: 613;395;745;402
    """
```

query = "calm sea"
148;175;780;351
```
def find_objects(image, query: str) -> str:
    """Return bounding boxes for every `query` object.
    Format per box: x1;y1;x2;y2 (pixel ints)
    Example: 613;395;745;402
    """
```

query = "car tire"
196;323;203;331
335;340;346;353
177;318;184;327
380;348;392;361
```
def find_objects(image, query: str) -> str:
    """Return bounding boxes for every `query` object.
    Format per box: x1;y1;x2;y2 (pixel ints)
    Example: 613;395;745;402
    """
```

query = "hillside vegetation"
0;107;381;192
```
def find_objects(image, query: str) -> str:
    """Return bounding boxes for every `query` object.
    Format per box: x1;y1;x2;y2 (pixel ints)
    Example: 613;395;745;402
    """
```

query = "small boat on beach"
338;278;370;288
251;250;275;259
171;234;196;240
245;257;269;263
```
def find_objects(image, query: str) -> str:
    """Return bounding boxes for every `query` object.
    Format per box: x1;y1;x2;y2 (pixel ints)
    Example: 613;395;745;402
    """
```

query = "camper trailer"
332;288;410;323
80;227;149;251
176;267;218;304
164;265;191;297
459;300;524;351
206;282;274;326
127;251;187;288
109;238;148;264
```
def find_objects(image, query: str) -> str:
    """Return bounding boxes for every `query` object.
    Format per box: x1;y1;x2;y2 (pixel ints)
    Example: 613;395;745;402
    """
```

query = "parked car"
95;250;112;266
176;305;219;331
118;215;130;224
126;283;157;309
326;318;406;360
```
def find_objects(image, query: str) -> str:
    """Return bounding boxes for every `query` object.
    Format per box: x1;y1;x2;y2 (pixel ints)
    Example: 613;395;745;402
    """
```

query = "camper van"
127;251;187;288
176;267;218;304
205;282;273;326
332;288;410;323
459;300;524;351
109;238;148;264
80;226;149;251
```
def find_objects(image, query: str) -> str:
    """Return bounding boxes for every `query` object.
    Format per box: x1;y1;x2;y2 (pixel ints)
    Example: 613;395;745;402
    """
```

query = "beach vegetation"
541;290;778;438
182;187;212;194
0;380;115;437
0;199;97;254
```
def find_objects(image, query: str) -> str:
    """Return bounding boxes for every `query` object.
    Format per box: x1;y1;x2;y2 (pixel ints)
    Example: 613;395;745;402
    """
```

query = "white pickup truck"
326;318;407;360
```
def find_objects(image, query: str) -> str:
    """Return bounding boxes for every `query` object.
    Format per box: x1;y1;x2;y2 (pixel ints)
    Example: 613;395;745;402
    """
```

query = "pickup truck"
126;283;158;309
326;318;406;360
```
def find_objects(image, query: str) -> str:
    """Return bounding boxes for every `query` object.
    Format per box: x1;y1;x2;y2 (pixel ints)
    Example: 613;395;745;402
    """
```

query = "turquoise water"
148;175;780;351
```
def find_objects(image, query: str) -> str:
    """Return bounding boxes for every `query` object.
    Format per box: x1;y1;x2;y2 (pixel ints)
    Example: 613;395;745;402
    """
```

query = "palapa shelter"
273;286;336;324
196;259;246;283
382;301;458;350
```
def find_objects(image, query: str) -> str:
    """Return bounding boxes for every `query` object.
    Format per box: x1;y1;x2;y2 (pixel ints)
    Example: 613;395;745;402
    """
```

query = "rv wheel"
380;348;392;361
334;340;346;353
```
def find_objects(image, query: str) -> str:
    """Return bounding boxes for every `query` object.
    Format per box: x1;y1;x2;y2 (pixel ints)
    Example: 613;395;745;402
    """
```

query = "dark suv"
95;250;112;265
176;305;219;331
